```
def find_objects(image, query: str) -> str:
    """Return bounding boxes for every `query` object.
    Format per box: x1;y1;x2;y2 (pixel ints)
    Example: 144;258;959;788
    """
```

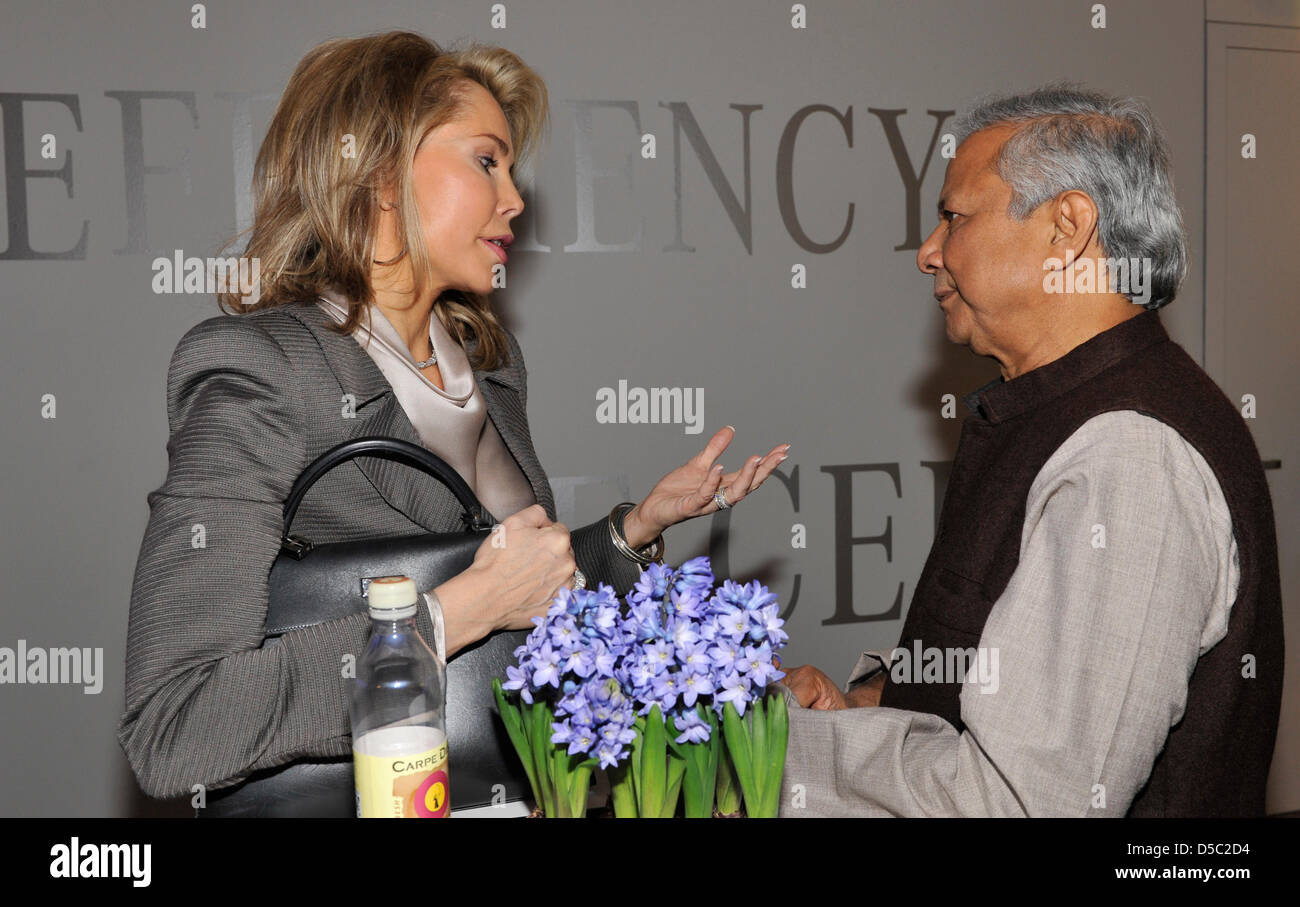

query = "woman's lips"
482;239;508;265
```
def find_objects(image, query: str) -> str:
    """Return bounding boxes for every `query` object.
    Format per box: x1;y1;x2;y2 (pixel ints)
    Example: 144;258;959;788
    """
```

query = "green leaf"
750;695;769;812
721;701;756;811
529;701;557;817
683;706;720;818
681;755;704;818
700;720;720;815
608;762;638;818
642;705;667;817
492;680;541;806
716;745;742;816
551;747;570;818
569;760;595;818
679;740;716;818
763;691;789;819
662;751;687;818
629;715;646;806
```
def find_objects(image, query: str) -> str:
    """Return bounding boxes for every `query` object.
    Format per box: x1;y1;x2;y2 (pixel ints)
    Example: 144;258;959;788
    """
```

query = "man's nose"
917;222;944;274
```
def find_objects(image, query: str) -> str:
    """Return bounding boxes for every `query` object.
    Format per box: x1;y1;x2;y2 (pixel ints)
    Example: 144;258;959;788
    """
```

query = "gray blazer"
117;301;641;800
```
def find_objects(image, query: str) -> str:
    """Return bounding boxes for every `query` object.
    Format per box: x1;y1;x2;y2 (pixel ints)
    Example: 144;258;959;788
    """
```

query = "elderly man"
778;85;1283;817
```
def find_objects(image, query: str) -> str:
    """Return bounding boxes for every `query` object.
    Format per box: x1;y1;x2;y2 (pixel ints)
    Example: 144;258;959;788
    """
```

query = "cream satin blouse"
316;290;537;522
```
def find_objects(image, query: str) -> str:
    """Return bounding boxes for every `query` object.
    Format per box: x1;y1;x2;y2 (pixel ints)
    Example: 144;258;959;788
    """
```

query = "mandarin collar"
961;308;1169;423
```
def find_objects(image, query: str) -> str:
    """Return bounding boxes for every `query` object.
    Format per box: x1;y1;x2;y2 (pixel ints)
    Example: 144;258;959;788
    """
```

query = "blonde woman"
117;31;786;814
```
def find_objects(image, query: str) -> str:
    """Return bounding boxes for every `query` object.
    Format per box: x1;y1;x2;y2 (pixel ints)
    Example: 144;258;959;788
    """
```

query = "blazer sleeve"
499;329;644;598
117;315;443;799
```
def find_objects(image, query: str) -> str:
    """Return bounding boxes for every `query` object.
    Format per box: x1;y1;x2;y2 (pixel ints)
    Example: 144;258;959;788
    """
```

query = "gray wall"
0;0;1288;816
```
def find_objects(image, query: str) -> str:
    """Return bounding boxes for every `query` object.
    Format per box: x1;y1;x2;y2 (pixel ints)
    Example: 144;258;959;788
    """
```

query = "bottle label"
353;725;450;818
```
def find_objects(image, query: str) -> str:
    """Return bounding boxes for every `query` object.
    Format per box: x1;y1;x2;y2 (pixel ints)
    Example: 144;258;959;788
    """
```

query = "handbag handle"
280;436;496;558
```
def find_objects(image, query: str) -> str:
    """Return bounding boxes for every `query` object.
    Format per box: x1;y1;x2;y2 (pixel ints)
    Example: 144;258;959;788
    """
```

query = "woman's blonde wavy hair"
217;30;549;371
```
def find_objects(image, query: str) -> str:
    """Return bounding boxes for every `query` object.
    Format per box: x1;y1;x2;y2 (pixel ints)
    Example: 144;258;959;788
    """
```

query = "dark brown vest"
878;310;1283;816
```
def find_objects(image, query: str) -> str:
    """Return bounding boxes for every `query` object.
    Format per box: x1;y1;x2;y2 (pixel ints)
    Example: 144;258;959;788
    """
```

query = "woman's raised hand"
434;504;577;656
621;426;790;549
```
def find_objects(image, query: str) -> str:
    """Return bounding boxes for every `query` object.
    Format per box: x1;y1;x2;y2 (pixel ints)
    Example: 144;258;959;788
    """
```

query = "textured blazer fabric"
118;301;641;799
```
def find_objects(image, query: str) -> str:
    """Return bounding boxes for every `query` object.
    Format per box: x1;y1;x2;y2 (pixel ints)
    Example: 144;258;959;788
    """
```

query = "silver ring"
572;568;587;590
713;489;731;511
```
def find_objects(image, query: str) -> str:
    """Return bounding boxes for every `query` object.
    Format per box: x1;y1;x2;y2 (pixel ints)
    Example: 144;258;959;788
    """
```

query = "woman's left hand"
621;426;790;549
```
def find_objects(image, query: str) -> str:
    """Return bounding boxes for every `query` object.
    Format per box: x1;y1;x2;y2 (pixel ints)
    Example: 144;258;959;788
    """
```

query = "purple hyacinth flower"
550;718;575;747
672;708;711;745
717;605;751;643
671;618;699;649
715;670;751;716
651;671;681;712
502;663;534;704
708;638;741;674
596;741;625;770
741;643;782;688
531;641;564;689
676;639;712;676
679;670;716;708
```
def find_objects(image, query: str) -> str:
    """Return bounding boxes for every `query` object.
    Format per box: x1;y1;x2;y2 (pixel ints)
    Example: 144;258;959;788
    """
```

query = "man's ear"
1048;189;1100;263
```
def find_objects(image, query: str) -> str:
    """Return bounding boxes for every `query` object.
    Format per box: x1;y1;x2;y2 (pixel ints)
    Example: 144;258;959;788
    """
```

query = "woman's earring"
373;200;405;263
373;244;408;266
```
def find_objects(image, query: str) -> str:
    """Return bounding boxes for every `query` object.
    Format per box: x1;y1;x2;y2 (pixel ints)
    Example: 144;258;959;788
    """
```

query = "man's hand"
781;665;847;710
782;666;886;709
844;672;886;708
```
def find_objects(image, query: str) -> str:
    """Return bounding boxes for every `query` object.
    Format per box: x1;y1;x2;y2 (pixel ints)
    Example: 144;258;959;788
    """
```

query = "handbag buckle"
281;534;314;560
461;507;494;533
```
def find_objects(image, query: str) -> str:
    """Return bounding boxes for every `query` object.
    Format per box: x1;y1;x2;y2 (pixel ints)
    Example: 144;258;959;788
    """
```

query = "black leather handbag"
200;436;531;817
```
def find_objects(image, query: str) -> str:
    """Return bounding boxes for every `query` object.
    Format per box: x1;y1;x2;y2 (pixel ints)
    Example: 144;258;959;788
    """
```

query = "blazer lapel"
474;369;553;517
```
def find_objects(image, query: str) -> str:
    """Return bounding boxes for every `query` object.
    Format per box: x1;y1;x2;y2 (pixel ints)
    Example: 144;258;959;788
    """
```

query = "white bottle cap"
366;576;419;618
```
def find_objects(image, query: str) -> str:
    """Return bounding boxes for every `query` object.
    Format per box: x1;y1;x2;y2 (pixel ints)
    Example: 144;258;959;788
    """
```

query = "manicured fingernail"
779;454;789;462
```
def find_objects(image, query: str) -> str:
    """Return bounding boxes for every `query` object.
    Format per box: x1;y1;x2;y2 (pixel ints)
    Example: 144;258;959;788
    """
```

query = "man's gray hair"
953;83;1187;308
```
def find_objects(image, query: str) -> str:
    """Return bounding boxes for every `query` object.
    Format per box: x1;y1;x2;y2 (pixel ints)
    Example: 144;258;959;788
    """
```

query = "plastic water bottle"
349;576;449;818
